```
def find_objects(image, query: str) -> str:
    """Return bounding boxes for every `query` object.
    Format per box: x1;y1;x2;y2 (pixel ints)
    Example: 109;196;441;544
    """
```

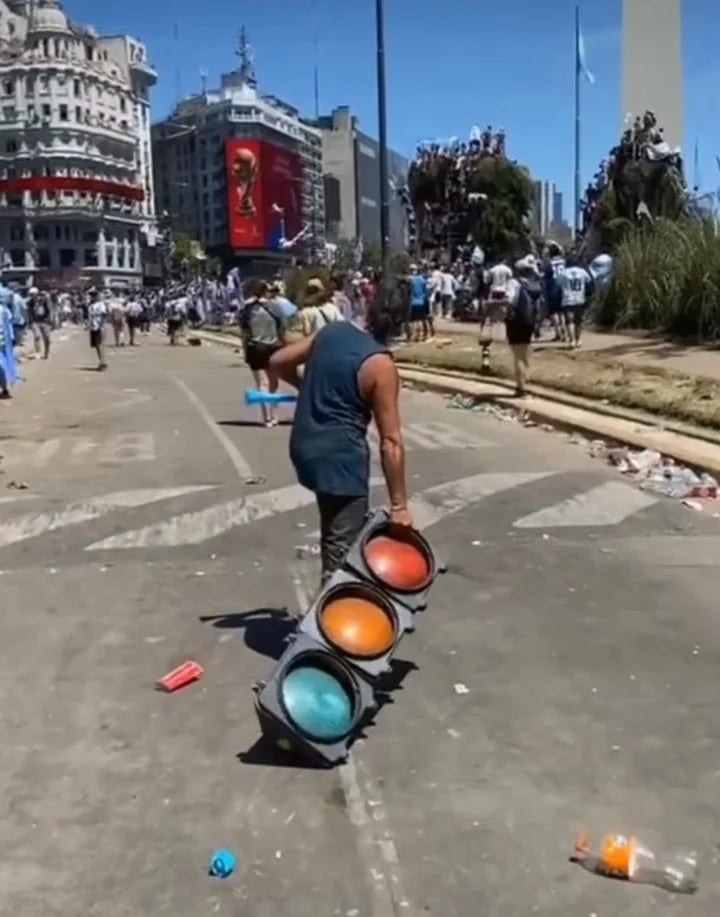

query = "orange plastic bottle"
572;831;699;894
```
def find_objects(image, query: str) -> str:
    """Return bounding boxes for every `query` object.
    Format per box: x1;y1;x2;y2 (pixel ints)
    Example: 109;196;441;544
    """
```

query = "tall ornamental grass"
594;219;720;340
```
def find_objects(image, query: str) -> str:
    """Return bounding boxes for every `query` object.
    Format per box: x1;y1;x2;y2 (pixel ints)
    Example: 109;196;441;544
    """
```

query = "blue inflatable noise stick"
244;388;297;407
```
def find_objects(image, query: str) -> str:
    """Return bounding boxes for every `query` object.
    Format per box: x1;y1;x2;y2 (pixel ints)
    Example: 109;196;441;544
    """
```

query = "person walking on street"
270;301;413;588
87;293;108;371
27;288;52;359
298;278;342;337
240;279;288;428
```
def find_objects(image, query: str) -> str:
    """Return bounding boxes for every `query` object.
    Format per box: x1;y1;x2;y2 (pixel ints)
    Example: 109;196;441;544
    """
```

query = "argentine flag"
576;25;595;85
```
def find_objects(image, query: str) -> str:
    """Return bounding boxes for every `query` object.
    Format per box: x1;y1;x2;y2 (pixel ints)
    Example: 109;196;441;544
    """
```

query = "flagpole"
574;4;581;238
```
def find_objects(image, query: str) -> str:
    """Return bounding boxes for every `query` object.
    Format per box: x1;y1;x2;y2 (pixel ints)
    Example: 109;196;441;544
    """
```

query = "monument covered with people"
404;126;533;264
580;110;688;252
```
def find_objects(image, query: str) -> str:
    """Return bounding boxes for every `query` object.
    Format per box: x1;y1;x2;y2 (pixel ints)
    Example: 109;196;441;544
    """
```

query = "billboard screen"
225;140;303;250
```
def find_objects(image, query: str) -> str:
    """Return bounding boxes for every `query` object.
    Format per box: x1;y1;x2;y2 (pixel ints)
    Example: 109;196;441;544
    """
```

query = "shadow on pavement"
217;419;292;428
238;657;419;770
199;607;296;660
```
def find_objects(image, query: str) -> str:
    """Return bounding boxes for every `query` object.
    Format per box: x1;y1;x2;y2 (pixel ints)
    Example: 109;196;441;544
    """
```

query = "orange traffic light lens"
363;533;430;591
319;586;397;659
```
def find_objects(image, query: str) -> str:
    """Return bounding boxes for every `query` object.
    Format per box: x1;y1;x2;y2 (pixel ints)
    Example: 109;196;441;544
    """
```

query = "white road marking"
293;570;411;917
0;486;216;548
0;439;62;467
410;471;552;530
1;434;157;466
0;495;37;505
368;420;493;453
402;421;494;450
87;476;385;551
513;480;658;528
85;482;317;550
98;433;155;463
172;375;253;479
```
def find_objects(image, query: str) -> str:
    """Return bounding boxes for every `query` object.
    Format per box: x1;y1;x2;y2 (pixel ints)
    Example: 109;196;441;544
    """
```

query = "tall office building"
621;0;683;147
152;30;324;265
314;106;409;250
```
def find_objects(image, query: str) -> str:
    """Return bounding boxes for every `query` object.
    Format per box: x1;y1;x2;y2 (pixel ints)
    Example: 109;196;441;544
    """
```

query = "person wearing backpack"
240;278;287;427
504;263;539;398
298;278;342;337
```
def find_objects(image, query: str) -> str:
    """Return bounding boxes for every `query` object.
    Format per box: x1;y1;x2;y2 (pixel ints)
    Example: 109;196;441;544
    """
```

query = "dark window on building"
36;249;50;268
59;248;75;267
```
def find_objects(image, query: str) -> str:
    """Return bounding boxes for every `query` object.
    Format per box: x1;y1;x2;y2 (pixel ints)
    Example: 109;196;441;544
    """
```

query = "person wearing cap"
298;278;342;337
270;299;413;587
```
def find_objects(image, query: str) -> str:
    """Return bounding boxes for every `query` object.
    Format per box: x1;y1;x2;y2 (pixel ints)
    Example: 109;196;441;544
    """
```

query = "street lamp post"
375;0;390;280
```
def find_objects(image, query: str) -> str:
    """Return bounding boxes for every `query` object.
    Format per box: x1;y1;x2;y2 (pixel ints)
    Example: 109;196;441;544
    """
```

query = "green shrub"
594;218;720;340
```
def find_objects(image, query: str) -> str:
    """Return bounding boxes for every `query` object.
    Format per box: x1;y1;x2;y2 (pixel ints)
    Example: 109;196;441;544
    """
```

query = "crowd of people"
0;278;235;394
406;127;510;251
399;246;612;395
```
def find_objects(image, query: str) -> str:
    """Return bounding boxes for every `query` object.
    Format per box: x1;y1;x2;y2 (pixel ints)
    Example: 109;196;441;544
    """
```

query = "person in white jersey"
87;294;108;370
480;258;513;333
558;254;594;348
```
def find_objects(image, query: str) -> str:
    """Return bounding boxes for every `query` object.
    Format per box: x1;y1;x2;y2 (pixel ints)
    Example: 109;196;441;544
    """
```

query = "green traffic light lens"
281;664;354;742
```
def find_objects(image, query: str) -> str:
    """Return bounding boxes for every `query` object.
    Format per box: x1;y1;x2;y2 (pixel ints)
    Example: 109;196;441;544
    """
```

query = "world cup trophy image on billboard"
230;146;258;217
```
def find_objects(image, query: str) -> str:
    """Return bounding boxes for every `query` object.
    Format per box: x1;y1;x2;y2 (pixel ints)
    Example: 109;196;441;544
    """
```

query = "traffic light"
252;510;443;767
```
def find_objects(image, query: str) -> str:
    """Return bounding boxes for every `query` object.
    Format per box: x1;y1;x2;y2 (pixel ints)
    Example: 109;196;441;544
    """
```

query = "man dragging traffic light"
270;301;413;587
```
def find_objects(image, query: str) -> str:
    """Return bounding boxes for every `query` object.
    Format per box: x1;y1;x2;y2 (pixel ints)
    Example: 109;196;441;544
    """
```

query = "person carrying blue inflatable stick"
0;295;18;398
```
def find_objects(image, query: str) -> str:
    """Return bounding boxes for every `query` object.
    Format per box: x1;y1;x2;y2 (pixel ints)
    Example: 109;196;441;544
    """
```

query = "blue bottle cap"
209;848;236;878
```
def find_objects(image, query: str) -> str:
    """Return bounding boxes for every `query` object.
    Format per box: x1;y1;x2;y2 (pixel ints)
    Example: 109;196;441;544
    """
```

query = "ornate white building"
0;0;157;288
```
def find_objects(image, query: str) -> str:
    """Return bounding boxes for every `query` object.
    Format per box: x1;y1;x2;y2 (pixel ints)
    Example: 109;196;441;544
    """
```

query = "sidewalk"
435;318;720;380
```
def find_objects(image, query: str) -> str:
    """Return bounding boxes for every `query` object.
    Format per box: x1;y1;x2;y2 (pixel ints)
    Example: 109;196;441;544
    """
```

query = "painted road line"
292;568;411;917
0;495;37;505
513;480;658;528
410;471;552;530
86;477;385;550
367;420;494;453
0;486;216;549
172;375;253;480
86;482;317;550
401;421;495;450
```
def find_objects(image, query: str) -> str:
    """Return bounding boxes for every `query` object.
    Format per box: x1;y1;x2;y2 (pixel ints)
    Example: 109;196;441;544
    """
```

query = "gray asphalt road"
1;327;718;916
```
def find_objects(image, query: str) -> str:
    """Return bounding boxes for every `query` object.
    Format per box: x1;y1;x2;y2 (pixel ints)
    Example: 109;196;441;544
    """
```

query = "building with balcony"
0;0;157;288
151;30;325;266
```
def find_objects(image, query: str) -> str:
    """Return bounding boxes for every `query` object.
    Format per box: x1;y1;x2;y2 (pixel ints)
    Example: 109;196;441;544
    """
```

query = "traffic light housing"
252;509;443;767
253;633;377;767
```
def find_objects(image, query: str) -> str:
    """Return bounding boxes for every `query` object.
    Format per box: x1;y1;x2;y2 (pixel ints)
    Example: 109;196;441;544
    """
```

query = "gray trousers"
316;492;368;584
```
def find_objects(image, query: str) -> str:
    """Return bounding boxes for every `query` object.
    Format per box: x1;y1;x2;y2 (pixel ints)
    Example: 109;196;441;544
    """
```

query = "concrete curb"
398;367;720;476
193;329;720;474
396;362;720;447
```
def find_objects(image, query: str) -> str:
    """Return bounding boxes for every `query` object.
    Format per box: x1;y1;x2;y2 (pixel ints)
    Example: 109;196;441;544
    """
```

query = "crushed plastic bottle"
571;831;699;894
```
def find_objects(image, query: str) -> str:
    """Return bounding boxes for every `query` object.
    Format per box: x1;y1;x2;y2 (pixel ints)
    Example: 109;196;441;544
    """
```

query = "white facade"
0;0;157;288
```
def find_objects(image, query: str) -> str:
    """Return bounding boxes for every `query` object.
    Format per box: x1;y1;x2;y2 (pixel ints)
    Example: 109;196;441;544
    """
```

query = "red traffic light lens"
363;533;430;591
319;585;397;658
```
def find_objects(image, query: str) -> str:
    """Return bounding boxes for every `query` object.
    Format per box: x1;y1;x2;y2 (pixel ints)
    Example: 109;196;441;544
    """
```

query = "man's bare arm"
269;336;314;389
360;353;407;513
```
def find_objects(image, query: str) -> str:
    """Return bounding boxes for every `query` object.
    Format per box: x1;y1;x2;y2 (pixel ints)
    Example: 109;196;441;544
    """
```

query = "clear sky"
68;0;720;218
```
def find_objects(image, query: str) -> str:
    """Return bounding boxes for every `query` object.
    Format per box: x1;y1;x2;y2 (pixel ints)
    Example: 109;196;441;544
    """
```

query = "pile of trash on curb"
444;392;719;507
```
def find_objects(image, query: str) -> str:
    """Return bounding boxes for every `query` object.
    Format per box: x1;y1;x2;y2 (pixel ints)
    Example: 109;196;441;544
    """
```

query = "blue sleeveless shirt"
289;322;387;496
